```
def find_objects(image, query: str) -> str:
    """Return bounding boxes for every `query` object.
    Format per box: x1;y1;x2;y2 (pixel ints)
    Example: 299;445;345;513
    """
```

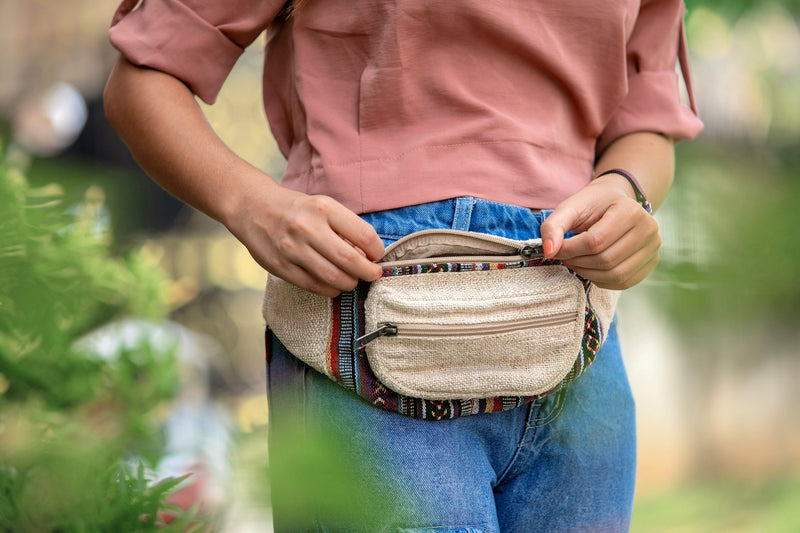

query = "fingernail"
543;239;554;257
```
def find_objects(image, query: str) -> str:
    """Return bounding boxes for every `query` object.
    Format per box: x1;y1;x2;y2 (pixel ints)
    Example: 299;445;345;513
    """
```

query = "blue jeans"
266;197;636;532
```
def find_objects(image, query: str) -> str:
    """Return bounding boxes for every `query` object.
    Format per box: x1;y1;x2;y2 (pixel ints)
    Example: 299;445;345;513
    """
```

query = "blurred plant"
687;0;800;19
0;409;199;532
264;417;409;531
632;476;800;532
650;141;800;346
0;149;204;531
0;164;166;404
648;2;800;345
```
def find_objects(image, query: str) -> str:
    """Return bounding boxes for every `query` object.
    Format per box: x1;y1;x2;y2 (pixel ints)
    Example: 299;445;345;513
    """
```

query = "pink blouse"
110;0;703;213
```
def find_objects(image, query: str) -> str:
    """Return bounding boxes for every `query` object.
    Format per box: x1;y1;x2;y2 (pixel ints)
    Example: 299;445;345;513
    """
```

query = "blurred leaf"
632;476;800;532
0;157;168;408
0;153;197;531
267;418;408;530
686;0;800;19
651;140;800;341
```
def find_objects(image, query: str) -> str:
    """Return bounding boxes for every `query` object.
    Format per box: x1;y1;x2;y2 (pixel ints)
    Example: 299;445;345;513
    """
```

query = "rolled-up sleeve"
109;0;285;104
597;0;703;153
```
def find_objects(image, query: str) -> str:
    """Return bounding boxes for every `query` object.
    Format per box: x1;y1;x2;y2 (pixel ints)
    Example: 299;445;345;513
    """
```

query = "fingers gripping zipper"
356;312;578;350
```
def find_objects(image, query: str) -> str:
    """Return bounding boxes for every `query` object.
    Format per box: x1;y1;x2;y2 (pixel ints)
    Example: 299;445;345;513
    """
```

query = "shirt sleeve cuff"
109;0;245;104
597;70;704;154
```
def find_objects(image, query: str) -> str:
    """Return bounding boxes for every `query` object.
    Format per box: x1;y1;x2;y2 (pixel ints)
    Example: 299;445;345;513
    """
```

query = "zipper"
519;244;543;258
356;323;398;348
379;244;544;269
380;229;544;264
356;311;577;349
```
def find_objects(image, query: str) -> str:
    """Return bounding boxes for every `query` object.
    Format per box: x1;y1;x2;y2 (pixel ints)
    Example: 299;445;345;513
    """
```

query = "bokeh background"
1;0;799;531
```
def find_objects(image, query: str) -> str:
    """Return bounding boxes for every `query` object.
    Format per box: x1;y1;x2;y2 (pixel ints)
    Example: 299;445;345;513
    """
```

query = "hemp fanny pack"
263;229;618;420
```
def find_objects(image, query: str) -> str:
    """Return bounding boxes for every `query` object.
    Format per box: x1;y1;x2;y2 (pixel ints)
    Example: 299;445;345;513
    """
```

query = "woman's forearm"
103;57;384;297
103;56;273;226
593;132;676;212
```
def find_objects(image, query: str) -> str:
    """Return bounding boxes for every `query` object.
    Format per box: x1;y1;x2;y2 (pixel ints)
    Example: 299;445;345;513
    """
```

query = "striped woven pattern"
381;258;559;277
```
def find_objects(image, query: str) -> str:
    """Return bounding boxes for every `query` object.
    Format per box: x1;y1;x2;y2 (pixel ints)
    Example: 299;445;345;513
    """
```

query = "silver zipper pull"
519;244;543;258
355;323;398;349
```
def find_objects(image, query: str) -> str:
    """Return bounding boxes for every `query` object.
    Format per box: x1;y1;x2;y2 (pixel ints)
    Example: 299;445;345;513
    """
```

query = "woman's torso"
264;0;642;213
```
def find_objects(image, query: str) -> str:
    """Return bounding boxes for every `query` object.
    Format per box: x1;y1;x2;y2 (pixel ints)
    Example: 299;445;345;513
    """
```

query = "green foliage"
632;477;800;532
686;0;800;19
266;419;406;530
650;141;800;337
0;153;201;531
0;405;203;533
0;161;165;407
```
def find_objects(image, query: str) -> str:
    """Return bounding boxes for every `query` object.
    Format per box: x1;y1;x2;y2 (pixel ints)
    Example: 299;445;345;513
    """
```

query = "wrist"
593;168;653;214
217;163;279;231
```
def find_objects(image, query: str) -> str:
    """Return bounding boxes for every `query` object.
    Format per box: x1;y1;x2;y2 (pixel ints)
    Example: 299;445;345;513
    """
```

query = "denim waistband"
360;197;553;247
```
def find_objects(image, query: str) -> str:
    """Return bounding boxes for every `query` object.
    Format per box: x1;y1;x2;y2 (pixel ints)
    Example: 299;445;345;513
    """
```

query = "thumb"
540;205;577;259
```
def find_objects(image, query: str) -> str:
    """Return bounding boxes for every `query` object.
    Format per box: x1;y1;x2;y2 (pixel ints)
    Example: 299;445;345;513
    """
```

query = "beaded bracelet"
595;168;653;214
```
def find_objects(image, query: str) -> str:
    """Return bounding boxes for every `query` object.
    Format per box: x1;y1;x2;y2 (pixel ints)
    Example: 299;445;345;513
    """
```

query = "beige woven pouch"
263;229;619;401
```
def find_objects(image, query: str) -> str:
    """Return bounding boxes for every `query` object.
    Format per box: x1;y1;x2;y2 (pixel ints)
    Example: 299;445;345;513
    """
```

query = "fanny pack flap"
363;261;587;400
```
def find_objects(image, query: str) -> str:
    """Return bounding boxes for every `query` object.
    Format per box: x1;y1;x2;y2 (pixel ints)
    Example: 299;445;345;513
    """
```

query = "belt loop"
452;197;475;231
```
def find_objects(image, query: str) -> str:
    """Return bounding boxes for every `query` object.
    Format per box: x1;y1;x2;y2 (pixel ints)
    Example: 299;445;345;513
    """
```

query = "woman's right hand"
104;57;383;297
226;184;385;298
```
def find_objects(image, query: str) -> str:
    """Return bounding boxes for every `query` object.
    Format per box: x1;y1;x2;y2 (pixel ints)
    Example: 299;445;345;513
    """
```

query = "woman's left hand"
539;174;661;290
